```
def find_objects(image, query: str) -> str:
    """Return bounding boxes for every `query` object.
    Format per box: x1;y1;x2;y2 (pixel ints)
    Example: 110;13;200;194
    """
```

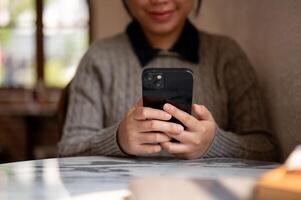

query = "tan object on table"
254;145;301;200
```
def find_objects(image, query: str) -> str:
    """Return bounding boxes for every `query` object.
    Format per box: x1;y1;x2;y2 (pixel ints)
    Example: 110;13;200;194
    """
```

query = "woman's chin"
147;22;180;35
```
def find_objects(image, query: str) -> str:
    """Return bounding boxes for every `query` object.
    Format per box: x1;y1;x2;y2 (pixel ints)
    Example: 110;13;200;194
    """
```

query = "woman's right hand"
117;100;184;156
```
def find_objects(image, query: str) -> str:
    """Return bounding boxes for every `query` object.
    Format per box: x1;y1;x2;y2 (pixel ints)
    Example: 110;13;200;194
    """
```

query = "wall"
90;0;301;160
90;0;130;41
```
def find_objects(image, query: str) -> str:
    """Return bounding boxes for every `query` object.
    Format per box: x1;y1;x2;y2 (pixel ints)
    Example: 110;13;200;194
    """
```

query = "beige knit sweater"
58;30;278;161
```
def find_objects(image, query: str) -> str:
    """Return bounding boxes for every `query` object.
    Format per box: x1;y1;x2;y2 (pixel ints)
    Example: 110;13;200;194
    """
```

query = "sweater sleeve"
58;49;127;157
204;38;279;161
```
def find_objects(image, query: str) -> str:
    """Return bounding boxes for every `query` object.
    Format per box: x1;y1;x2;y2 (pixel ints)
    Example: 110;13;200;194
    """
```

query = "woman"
58;0;278;160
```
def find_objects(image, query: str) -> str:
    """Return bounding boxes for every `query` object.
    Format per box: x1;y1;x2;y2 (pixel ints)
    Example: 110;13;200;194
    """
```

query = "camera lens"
154;80;162;88
145;73;153;81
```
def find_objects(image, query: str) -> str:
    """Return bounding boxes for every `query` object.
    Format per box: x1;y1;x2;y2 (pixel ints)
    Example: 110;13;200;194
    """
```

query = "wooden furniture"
0;88;61;162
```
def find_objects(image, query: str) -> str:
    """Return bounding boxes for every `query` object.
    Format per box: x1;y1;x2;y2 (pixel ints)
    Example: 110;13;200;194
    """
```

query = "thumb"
193;104;214;121
135;98;143;107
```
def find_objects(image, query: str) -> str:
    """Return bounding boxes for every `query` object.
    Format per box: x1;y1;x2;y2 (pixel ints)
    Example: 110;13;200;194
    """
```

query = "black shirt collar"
126;20;200;67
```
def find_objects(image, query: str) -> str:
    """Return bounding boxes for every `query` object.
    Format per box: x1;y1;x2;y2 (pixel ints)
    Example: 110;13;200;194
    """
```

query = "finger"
136;144;162;155
160;142;189;154
139;132;171;144
163;103;198;129
193;104;214;121
139;120;184;135
164;130;199;144
133;107;171;121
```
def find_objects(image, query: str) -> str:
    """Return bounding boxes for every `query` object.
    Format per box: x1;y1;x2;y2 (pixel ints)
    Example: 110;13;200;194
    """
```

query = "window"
0;0;36;88
0;0;90;89
44;0;89;87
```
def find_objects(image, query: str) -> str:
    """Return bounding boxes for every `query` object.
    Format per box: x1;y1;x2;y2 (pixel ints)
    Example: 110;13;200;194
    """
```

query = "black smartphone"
142;68;193;126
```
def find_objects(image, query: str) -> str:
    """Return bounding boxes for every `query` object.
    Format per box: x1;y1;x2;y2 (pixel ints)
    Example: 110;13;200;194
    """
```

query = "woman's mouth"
148;10;174;22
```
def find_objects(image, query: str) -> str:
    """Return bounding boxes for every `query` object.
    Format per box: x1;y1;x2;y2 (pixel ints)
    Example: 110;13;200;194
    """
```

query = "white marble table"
0;156;279;200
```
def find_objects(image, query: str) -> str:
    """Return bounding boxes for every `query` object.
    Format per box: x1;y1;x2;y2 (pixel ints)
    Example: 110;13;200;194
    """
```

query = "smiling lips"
148;10;175;22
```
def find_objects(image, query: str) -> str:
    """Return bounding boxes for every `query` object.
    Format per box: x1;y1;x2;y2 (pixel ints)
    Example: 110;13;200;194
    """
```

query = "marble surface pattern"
0;156;279;200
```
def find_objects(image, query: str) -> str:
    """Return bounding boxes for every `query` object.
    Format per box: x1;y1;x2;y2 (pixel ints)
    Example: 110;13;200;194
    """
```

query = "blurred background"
0;0;300;163
0;0;90;162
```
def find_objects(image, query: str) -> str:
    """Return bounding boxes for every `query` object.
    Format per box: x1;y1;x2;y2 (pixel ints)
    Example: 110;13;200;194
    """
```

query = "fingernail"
164;103;171;110
178;125;184;132
163;104;168;110
165;113;172;118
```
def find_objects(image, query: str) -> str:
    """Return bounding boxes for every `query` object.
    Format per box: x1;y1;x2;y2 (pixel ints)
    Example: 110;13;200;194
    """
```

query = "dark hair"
122;0;203;17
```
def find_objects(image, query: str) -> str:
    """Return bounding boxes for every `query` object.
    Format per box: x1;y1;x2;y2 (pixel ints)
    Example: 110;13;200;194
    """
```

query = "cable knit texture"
58;30;278;161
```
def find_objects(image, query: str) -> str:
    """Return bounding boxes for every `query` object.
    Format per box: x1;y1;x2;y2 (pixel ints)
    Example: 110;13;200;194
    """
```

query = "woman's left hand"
161;103;217;159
